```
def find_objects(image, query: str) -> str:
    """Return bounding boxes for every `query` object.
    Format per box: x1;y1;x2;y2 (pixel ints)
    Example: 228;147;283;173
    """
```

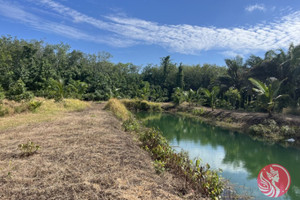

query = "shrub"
153;160;166;174
123;117;140;132
28;100;43;112
135;124;223;198
248;119;296;139
191;108;205;116
6;79;33;102
280;126;296;136
215;99;233;110
121;99;162;112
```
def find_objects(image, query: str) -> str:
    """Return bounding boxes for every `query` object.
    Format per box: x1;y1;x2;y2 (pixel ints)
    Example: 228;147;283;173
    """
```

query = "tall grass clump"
121;99;162;112
105;98;131;121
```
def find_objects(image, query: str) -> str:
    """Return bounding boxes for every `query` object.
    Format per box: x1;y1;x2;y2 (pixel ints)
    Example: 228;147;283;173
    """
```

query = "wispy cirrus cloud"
1;0;300;56
245;4;266;12
0;0;136;47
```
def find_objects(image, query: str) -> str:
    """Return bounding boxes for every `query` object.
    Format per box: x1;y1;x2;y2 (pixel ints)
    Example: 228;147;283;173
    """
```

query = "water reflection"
137;112;300;200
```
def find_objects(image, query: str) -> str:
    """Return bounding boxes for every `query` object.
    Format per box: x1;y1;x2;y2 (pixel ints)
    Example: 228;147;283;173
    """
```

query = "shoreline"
161;103;300;148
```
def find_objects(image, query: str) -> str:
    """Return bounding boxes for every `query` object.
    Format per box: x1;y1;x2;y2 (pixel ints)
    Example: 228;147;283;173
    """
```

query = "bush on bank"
106;98;224;199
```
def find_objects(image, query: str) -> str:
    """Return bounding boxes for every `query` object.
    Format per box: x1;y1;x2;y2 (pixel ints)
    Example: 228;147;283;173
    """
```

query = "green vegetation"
18;141;40;156
199;86;220;111
106;99;224;199
249;119;297;140
121;99;162;112
1;35;300;117
249;77;286;117
0;99;43;117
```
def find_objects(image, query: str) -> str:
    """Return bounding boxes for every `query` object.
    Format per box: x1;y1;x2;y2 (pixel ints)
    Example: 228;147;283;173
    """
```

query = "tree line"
0;35;299;115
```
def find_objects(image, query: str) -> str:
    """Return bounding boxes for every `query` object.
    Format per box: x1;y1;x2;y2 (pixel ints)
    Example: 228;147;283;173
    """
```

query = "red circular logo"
257;164;291;198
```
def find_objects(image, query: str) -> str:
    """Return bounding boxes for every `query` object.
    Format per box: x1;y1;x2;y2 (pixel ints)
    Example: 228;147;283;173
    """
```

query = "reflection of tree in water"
142;113;300;200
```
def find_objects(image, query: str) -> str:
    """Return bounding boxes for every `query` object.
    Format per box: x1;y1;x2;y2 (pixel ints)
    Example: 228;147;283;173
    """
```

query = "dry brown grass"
0;103;186;200
104;98;131;121
0;98;90;130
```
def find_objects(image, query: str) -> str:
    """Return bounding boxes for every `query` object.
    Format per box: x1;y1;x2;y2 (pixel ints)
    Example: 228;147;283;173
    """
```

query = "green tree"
248;77;286;117
177;63;184;89
138;81;150;100
162;56;170;81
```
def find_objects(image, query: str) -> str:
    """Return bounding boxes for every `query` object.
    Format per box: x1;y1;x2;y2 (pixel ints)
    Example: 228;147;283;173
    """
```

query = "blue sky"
0;0;300;67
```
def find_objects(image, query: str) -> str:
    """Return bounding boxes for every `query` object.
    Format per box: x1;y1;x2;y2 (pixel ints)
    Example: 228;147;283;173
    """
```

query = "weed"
0;160;14;178
18;141;40;156
123;117;140;132
28;100;42;112
191;108;205;116
153;160;166;174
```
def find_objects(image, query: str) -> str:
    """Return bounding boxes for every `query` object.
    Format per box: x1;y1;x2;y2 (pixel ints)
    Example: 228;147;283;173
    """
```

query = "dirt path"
0;103;184;200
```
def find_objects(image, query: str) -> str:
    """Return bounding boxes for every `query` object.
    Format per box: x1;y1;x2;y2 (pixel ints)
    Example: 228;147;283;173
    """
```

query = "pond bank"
161;103;300;147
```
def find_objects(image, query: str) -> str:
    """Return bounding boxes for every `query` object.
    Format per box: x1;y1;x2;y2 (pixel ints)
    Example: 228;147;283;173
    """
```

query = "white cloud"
1;0;300;56
245;4;266;12
0;0;136;47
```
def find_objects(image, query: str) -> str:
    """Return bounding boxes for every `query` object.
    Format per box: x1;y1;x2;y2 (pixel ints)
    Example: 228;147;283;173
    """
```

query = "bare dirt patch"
0;103;187;200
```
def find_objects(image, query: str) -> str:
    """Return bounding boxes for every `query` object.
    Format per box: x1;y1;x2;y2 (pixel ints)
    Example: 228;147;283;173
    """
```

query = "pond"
137;112;300;200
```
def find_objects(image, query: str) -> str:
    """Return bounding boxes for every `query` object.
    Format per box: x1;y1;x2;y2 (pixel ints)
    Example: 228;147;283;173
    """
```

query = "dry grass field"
0;102;186;200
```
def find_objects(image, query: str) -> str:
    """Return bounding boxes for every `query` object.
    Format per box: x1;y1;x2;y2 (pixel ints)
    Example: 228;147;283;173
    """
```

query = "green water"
137;112;300;200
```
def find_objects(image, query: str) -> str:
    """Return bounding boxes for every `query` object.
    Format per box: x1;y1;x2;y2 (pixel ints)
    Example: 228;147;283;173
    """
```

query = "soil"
0;103;193;200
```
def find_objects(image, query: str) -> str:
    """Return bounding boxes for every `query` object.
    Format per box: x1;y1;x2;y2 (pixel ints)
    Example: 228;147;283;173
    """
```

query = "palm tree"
248;77;286;117
49;78;65;102
199;86;219;111
172;87;186;106
186;89;195;107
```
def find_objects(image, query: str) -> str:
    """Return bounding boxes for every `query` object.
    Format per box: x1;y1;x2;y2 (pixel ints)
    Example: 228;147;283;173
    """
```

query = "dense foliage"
1;35;300;115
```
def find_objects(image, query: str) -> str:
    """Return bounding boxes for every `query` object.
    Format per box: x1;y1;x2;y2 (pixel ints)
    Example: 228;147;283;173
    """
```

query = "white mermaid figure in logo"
258;167;280;197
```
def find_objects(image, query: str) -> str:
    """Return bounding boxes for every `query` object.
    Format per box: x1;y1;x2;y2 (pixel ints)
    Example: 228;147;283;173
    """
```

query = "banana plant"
248;77;286;117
